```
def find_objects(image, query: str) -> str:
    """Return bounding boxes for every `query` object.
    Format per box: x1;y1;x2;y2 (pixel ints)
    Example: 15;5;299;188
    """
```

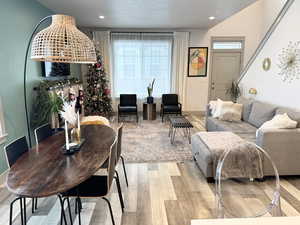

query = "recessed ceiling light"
209;16;215;20
99;15;105;19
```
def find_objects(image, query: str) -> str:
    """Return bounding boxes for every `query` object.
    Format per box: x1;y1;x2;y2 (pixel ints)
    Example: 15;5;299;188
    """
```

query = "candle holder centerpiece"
60;101;85;155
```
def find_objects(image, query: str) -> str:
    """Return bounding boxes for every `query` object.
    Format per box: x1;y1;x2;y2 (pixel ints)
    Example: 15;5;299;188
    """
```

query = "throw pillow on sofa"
259;113;297;130
213;99;242;122
276;107;300;128
248;101;276;128
219;102;243;122
208;100;218;117
237;97;254;122
213;99;233;118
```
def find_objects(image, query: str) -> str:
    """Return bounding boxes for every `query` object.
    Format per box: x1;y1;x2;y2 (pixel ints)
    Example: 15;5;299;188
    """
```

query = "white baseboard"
0;169;8;188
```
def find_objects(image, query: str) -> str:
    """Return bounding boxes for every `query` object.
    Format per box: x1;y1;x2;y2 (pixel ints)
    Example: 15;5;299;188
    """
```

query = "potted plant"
49;92;64;129
226;81;241;102
147;78;155;104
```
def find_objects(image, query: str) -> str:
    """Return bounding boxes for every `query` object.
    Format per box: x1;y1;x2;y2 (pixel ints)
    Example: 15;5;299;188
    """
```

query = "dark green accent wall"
0;0;82;174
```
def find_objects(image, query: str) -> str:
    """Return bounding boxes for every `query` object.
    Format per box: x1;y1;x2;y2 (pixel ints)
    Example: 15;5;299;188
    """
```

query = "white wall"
184;0;286;112
184;30;210;112
262;0;287;31
240;0;300;109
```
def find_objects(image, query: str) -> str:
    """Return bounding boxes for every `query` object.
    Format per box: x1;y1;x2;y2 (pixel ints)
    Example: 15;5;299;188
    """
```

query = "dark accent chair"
118;94;138;123
4;137;37;225
101;123;128;186
62;137;124;225
34;123;53;144
161;94;182;122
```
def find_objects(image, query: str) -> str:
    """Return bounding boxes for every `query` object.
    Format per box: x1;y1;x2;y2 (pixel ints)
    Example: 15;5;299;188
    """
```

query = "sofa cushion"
276;107;300;128
206;117;257;134
237;97;254;122
248;101;276;128
119;106;137;113
163;105;181;112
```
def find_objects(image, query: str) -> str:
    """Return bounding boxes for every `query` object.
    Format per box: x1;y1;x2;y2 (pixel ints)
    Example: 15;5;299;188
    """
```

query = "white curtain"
172;32;189;110
111;32;173;98
92;31;117;109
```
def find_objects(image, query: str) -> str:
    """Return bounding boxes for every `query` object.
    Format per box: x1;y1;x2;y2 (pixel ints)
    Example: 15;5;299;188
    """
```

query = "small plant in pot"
147;78;155;104
226;81;241;102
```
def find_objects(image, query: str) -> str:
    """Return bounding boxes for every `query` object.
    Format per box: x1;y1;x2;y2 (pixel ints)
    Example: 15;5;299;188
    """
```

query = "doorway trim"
208;36;245;102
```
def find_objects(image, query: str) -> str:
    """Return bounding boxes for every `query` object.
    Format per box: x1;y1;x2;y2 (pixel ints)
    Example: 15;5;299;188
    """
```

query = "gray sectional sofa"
192;97;300;178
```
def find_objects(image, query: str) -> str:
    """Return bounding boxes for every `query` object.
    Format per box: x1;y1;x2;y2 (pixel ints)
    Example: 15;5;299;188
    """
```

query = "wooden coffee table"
168;115;193;144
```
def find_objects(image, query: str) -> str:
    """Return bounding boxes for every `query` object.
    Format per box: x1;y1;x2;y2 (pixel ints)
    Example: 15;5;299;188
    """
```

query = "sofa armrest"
256;128;300;148
256;128;300;175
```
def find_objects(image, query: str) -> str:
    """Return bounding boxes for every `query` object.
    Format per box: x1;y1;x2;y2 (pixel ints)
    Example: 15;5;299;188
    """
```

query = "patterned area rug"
111;113;205;163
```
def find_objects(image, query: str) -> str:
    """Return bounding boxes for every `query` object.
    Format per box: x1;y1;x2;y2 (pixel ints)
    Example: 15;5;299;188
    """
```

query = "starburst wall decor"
278;41;300;82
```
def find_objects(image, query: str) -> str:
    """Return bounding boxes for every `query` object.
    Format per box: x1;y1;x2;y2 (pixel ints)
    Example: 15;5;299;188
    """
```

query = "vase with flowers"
147;78;155;104
60;101;82;153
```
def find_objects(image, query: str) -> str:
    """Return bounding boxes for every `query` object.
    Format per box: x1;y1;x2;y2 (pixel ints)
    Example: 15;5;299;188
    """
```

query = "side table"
143;103;156;120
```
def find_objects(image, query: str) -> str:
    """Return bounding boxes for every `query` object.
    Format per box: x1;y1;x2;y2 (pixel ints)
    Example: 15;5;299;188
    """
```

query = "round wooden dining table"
6;124;116;198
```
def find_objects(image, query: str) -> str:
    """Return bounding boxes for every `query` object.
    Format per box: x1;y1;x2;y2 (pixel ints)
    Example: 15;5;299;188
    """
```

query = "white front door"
210;52;242;101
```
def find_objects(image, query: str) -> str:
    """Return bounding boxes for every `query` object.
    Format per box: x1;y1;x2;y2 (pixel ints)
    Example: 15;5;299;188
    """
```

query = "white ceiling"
37;0;258;29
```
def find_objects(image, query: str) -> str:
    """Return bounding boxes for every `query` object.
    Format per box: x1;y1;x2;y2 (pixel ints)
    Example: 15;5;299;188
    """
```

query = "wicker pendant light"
31;15;96;64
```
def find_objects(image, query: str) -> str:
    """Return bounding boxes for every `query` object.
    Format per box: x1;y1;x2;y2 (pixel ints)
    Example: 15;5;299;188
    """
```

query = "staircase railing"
237;0;295;84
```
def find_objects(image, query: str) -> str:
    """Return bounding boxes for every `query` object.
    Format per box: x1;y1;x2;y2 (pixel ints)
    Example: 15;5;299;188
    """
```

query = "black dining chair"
62;137;123;225
160;94;182;122
34;123;53;144
118;94;138;123
4;136;37;225
101;123;128;186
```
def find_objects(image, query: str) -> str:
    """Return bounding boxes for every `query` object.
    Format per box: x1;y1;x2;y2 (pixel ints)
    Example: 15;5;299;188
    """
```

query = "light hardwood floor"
1;161;300;225
2;113;300;224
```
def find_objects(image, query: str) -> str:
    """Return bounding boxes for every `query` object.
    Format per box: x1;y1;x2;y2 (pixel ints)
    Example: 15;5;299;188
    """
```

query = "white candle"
77;111;80;130
65;120;69;150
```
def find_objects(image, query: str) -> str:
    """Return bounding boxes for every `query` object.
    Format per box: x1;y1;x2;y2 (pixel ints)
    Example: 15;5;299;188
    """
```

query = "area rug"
111;114;205;163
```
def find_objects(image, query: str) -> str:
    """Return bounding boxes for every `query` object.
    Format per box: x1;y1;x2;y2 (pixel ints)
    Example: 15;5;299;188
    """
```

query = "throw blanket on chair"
196;132;263;179
81;116;110;126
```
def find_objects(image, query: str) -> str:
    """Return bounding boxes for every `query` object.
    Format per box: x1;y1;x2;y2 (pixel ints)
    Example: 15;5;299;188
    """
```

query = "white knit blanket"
196;132;263;179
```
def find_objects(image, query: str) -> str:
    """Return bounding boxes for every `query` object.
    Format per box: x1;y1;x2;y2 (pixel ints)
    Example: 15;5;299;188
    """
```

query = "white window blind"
112;32;173;97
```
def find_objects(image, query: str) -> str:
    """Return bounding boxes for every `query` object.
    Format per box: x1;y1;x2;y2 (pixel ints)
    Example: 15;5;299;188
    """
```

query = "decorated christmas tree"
84;51;113;116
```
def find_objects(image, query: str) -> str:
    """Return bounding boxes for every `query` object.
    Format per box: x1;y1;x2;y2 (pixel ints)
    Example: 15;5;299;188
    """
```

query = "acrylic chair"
215;144;282;218
4;136;37;225
62;137;123;225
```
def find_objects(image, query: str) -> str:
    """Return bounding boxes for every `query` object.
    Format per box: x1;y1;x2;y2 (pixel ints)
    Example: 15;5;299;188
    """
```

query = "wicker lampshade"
31;15;96;64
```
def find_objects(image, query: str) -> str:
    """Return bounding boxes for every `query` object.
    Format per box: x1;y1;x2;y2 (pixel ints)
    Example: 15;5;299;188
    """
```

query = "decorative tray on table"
62;139;86;155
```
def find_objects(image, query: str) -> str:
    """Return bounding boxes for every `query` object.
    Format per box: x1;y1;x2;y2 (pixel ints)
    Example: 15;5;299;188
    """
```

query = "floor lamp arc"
24;14;96;147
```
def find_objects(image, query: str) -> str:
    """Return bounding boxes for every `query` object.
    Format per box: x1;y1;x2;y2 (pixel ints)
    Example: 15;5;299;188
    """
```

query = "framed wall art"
187;47;208;77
